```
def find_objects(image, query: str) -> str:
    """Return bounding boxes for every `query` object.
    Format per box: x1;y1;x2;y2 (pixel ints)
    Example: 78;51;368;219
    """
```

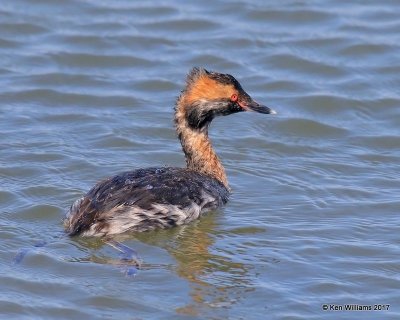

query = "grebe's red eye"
230;94;238;102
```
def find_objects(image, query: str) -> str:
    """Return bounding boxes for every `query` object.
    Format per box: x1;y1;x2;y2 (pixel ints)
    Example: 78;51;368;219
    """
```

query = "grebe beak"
240;100;277;115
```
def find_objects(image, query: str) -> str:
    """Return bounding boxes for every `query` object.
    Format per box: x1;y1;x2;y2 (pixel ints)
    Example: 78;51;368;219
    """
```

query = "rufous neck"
175;107;228;188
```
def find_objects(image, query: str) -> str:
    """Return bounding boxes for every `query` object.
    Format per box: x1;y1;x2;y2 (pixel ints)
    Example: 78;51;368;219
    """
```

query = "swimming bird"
64;67;276;237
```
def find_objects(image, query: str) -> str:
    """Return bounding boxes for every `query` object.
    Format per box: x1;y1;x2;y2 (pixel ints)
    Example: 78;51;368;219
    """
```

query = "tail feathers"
64;196;96;236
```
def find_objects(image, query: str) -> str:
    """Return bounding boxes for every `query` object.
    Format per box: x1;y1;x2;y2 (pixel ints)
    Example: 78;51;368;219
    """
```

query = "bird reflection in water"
78;212;253;316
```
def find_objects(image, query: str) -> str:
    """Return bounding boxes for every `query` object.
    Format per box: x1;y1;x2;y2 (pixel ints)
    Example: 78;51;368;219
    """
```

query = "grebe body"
65;68;275;237
66;168;229;236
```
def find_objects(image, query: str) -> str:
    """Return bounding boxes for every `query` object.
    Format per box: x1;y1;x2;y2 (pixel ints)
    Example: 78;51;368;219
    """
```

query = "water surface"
1;1;400;319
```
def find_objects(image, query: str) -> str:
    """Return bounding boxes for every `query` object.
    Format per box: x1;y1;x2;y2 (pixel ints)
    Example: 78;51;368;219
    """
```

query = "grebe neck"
175;104;228;188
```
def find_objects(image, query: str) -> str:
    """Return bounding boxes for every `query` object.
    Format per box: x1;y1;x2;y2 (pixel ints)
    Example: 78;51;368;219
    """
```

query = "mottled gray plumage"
65;167;229;236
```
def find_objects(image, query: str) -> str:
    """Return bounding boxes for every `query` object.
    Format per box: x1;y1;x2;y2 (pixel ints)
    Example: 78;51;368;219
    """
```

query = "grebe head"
176;67;276;132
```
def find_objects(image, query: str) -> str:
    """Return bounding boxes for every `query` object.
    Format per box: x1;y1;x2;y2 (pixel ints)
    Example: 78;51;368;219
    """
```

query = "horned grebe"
64;67;276;237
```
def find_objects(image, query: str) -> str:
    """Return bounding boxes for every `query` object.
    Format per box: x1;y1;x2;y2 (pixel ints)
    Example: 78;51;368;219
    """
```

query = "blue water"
1;1;399;319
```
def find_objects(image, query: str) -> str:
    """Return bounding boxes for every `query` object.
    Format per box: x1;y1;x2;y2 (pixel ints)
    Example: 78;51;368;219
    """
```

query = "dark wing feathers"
66;167;229;236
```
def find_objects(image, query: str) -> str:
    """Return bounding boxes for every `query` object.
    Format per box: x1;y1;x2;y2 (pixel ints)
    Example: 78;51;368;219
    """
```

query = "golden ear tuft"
186;67;209;86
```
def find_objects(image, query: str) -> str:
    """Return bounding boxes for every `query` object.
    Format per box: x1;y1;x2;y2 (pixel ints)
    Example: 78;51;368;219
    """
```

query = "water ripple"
1;0;400;319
